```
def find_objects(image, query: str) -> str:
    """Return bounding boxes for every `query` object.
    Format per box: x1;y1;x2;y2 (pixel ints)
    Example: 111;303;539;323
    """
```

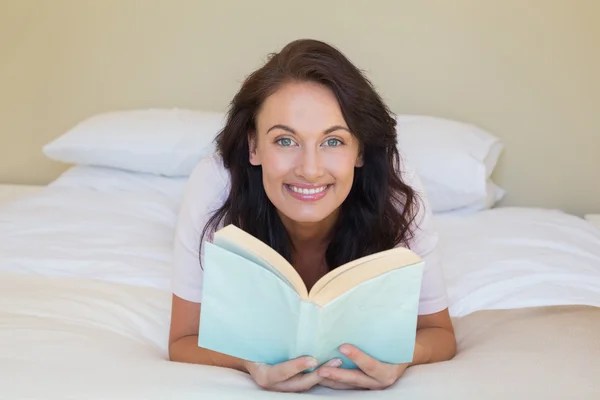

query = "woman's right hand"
244;356;342;392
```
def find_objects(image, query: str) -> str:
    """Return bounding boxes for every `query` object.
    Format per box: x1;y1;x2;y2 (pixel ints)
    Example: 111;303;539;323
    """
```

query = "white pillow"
395;115;504;213
43;108;225;177
438;179;505;215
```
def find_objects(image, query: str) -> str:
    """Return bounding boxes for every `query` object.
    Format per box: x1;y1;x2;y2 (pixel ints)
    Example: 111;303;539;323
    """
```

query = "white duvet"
0;186;179;290
1;179;599;317
435;207;600;316
1;172;600;399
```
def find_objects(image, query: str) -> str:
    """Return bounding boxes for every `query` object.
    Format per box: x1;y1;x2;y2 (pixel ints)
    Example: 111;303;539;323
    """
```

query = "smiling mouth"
284;184;332;201
285;184;331;195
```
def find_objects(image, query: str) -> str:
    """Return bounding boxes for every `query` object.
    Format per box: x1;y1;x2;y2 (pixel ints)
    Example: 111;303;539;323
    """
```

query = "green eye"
324;138;342;147
277;138;293;147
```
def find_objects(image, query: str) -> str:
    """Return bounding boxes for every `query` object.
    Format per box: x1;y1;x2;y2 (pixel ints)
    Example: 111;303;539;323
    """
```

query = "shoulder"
174;152;230;243
395;154;449;315
181;153;230;215
171;152;230;303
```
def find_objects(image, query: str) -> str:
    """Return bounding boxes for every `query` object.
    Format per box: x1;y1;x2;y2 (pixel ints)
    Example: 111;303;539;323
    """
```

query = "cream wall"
1;0;598;215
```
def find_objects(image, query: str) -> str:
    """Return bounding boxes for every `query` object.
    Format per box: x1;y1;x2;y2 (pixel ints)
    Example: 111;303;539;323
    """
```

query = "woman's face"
249;81;363;225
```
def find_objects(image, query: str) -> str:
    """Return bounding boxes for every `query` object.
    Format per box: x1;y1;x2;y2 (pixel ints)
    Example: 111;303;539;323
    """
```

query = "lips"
284;184;332;201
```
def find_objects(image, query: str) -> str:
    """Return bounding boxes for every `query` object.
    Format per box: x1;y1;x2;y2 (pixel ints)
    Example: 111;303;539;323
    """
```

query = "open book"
198;224;424;369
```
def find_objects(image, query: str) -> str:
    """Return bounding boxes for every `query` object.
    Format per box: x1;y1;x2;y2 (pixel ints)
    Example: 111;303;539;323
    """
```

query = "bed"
0;168;599;400
1;111;600;399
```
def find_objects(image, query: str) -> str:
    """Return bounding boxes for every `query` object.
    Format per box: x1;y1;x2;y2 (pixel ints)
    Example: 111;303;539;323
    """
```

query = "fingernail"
327;358;342;367
339;346;350;355
306;358;318;368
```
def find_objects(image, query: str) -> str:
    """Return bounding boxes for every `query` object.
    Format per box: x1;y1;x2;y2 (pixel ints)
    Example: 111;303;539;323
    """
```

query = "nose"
295;147;325;181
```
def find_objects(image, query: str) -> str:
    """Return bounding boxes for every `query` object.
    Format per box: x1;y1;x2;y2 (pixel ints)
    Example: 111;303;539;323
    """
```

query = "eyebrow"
266;124;350;135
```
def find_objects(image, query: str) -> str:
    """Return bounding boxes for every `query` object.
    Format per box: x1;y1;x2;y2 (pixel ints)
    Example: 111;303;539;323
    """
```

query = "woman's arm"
410;308;457;365
168;294;248;372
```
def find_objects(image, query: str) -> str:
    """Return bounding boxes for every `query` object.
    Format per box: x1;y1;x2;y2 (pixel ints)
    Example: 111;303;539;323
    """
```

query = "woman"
168;39;456;392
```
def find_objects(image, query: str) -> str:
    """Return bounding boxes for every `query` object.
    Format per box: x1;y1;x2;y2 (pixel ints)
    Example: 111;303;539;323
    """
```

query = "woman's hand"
317;345;409;390
244;356;343;392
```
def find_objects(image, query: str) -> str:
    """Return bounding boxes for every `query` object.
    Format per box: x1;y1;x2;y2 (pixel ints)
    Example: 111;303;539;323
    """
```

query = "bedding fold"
0;272;598;399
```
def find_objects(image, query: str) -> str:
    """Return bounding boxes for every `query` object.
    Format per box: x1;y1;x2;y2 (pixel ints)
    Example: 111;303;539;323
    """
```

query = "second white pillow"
395;115;504;213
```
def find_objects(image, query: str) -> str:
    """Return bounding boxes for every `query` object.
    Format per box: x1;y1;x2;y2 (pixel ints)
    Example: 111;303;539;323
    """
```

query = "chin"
287;214;329;224
277;207;337;225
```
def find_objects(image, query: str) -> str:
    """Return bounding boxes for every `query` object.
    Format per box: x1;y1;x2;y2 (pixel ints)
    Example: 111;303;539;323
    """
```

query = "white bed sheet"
1;183;599;317
435;207;600;316
48;164;189;202
1;183;600;399
3;271;596;400
0;273;259;400
0;186;179;290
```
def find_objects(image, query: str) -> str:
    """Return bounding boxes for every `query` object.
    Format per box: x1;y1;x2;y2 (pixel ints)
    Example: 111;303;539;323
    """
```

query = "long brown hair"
200;39;420;270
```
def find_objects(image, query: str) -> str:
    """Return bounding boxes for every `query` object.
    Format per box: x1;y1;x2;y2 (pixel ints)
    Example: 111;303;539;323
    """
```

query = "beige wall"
1;0;598;215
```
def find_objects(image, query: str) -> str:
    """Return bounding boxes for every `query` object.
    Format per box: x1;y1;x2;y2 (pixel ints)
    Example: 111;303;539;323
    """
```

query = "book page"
199;242;301;364
309;247;422;307
313;265;423;367
213;225;309;299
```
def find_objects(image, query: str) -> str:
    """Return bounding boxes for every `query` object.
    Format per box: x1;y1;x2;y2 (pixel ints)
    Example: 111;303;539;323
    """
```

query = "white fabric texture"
42;108;226;176
438;179;505;216
1;272;598;399
1;175;599;316
49;164;189;203
0;187;180;290
435;207;600;317
395;114;504;213
1;185;600;398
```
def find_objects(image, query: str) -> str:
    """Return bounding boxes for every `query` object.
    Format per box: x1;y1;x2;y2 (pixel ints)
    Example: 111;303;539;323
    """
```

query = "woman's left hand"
316;344;409;390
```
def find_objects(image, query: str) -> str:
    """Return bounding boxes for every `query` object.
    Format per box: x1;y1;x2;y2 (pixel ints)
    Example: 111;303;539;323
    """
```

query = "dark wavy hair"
200;39;420;271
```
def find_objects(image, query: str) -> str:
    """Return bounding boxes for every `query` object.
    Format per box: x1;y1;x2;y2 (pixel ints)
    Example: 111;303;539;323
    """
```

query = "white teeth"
288;185;328;195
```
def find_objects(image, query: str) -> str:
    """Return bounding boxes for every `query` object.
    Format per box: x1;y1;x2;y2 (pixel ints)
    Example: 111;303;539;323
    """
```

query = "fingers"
319;379;358;390
317;367;383;390
338;344;401;386
339;345;380;377
250;353;397;393
269;356;318;383
252;347;404;392
272;371;321;392
272;358;342;393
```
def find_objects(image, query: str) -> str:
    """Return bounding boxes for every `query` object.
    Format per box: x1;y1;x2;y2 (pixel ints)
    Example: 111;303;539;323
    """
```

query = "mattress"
1;168;599;399
1;273;598;399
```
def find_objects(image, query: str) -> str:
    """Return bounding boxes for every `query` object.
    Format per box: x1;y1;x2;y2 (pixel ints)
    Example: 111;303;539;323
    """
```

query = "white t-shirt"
172;152;449;315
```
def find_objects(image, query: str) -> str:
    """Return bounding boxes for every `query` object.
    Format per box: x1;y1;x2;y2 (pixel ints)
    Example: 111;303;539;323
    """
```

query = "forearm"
169;335;249;373
410;327;457;366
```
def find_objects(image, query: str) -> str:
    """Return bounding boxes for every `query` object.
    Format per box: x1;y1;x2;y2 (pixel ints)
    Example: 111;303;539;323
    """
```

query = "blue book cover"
198;224;424;369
